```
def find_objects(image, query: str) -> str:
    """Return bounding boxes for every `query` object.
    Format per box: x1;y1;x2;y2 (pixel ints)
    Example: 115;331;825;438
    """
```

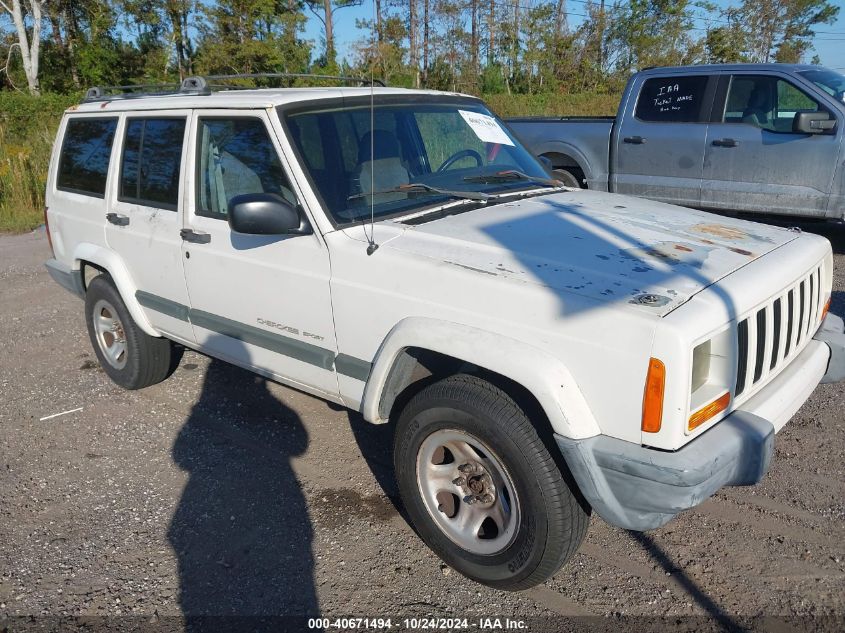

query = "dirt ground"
1;225;844;632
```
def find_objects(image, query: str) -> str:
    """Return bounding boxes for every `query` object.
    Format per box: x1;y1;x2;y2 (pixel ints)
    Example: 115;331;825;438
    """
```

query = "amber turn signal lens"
688;391;731;431
642;358;666;433
820;296;831;323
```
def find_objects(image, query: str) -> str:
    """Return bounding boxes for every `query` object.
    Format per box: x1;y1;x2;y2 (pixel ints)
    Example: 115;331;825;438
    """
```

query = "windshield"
281;98;554;225
797;68;845;103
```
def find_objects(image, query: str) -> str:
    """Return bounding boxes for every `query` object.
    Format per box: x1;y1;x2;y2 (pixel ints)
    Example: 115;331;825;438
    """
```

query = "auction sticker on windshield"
458;110;515;146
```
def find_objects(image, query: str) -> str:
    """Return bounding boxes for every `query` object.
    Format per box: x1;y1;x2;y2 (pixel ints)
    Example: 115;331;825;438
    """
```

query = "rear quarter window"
56;118;118;197
635;76;709;123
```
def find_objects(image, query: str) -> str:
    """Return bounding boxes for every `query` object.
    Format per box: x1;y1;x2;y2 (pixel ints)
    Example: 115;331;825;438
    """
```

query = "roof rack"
83;73;385;102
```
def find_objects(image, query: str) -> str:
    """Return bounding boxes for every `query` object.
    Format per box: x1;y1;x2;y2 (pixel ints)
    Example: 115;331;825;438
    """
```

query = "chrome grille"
734;264;824;397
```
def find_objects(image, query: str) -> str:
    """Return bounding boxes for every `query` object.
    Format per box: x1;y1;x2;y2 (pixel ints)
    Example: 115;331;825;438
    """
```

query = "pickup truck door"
104;112;196;344
701;73;840;217
179;110;340;399
612;74;716;207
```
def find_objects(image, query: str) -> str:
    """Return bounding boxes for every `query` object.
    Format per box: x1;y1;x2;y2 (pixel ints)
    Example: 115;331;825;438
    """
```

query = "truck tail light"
642;358;665;433
44;207;54;257
688;391;731;431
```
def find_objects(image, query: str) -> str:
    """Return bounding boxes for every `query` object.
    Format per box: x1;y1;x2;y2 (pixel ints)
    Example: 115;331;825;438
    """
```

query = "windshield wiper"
462;169;565;188
347;183;490;202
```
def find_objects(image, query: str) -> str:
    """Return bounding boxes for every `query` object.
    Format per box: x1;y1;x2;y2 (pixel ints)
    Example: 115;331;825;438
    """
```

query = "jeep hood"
383;190;799;316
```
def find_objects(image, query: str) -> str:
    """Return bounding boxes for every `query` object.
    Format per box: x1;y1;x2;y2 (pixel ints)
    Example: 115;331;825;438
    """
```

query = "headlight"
688;328;732;432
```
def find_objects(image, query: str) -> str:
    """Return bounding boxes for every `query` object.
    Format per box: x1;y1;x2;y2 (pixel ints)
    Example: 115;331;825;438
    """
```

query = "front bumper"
557;313;845;531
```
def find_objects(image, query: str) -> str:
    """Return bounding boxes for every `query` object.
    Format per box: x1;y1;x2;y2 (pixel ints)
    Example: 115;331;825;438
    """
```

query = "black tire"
84;275;174;390
393;374;589;590
552;167;582;188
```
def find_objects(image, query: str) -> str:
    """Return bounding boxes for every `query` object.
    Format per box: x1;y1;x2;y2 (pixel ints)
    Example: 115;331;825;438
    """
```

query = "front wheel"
393;374;589;590
84;275;175;390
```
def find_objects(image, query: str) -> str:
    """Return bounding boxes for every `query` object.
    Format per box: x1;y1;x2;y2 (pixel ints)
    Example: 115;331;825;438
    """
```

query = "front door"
104;112;195;344
701;74;840;217
613;74;715;207
180;110;339;399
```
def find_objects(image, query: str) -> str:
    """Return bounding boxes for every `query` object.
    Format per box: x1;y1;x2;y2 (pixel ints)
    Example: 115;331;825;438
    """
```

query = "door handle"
180;228;211;244
106;213;129;226
712;138;738;148
623;136;646;145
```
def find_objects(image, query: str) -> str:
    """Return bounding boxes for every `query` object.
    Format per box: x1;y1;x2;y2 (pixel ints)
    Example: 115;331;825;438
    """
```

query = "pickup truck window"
119;118;186;210
56;118;118;198
723;75;821;133
635;76;709;123
195;117;297;219
283;101;551;225
797;68;845;103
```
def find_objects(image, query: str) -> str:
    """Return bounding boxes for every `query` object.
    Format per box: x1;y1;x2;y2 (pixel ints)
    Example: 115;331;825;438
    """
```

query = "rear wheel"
85;275;174;389
393;374;589;590
552;168;582;188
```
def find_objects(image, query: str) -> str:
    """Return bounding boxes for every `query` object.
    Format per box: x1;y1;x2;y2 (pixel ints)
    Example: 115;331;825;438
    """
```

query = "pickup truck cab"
509;64;845;220
44;75;845;590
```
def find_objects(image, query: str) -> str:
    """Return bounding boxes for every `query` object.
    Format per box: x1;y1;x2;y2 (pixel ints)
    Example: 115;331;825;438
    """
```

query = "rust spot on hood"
691;224;748;241
729;246;754;256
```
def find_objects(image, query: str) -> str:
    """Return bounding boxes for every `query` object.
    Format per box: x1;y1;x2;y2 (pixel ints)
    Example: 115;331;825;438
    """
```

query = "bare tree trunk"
487;0;495;65
409;0;419;87
323;0;335;63
423;0;429;85
471;0;479;79
375;0;382;43
3;0;42;94
554;0;566;34
510;0;519;81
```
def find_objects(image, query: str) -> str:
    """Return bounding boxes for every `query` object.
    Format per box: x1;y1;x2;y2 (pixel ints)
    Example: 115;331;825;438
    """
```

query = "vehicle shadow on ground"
629;531;748;632
167;338;319;626
345;410;405;513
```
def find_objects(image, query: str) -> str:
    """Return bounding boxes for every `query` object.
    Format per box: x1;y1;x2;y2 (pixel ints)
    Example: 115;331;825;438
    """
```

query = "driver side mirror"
794;111;836;134
227;193;310;236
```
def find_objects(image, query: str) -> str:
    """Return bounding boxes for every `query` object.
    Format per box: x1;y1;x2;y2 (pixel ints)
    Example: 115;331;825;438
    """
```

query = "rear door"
105;112;195;344
179;109;339;399
701;73;840;217
613;73;716;207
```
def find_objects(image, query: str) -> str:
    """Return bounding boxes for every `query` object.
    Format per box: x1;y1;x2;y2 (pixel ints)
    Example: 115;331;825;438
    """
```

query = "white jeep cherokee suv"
44;76;845;590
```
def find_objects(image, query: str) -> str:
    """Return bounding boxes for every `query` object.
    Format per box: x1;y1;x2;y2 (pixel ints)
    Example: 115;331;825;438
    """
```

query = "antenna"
365;0;379;256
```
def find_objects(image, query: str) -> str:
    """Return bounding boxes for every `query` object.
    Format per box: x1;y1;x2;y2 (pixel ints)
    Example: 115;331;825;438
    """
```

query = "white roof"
69;86;474;113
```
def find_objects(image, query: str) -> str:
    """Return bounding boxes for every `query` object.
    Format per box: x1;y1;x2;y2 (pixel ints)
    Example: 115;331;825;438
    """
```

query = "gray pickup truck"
508;64;845;220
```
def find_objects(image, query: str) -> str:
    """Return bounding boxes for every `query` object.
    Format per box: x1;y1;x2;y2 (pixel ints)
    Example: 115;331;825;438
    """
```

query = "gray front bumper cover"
556;413;774;531
815;312;845;383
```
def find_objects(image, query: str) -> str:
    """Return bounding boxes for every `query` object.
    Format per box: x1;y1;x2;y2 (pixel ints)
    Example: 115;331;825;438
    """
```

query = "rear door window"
56;118;118;197
635;76;710;123
119;118;186;210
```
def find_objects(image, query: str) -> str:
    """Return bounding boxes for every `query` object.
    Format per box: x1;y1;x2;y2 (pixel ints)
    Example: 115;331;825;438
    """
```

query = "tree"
739;0;839;63
1;0;44;94
305;0;362;67
197;0;310;75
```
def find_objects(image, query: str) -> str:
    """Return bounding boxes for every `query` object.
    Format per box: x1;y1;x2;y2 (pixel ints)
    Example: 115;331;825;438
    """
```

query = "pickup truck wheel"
394;374;589;590
84;275;174;390
552;168;581;188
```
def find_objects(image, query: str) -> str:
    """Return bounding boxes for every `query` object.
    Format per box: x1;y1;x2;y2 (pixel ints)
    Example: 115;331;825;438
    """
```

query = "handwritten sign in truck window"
635;76;709;123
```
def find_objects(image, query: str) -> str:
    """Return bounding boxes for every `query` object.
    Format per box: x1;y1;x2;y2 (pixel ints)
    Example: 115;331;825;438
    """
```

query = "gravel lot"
1;225;844;632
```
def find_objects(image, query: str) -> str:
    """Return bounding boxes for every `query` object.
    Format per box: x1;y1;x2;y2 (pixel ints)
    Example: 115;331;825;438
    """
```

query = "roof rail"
83;73;384;102
198;73;386;88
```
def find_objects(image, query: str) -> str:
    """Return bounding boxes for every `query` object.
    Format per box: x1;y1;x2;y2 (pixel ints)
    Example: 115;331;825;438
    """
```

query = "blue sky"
301;0;845;71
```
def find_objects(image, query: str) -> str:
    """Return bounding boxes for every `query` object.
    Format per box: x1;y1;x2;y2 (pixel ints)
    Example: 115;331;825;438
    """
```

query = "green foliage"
0;93;78;232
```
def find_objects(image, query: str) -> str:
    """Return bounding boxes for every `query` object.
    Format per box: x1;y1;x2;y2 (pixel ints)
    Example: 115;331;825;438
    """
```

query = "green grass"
0;91;619;233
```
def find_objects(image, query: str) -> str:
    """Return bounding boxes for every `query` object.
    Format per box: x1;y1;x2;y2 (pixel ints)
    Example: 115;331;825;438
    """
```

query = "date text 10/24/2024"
307;618;529;630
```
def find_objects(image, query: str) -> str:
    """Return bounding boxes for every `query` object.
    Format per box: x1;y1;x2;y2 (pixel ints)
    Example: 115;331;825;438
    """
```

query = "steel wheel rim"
416;428;521;556
92;299;127;370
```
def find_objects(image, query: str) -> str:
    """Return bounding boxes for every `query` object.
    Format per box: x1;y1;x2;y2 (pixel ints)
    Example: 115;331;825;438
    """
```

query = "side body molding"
72;243;159;337
360;317;601;440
